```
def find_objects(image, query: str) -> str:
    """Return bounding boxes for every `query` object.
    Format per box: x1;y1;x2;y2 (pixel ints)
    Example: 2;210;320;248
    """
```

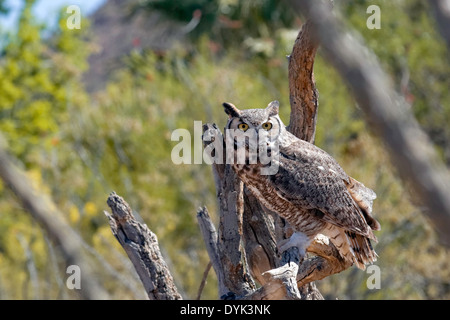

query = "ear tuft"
223;102;241;118
266;100;279;117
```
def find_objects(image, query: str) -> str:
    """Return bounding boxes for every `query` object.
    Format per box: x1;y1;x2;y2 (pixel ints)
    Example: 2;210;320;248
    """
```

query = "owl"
222;100;380;270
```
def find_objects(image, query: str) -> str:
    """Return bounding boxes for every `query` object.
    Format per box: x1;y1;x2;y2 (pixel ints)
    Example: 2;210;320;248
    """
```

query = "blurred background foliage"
0;0;449;299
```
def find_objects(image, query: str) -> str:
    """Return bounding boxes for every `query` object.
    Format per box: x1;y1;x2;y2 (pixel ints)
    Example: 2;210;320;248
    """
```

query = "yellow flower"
69;205;80;224
84;201;97;217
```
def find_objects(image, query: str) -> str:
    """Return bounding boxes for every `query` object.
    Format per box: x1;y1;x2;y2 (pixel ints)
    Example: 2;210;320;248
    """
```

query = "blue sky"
0;0;107;31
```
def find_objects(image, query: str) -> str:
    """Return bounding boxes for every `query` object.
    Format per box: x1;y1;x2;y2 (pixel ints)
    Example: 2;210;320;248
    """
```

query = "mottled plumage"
223;101;380;270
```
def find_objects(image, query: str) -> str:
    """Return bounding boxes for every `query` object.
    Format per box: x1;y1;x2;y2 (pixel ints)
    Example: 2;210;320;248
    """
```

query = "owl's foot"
278;231;311;257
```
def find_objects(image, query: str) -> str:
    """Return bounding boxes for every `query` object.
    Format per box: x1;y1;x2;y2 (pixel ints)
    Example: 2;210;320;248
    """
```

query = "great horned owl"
223;100;380;270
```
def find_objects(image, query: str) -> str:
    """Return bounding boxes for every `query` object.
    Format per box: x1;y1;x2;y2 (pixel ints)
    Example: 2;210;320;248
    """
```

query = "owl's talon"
277;231;310;257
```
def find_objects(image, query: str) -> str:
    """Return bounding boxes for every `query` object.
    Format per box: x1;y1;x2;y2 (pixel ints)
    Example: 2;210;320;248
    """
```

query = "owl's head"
222;101;284;171
223;100;284;141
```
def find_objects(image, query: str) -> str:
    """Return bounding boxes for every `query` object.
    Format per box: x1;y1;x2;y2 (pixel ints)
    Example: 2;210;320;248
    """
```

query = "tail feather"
322;224;377;270
344;230;377;270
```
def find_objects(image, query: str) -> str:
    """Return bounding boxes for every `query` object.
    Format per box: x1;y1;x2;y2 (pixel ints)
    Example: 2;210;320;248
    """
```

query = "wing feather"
271;138;377;240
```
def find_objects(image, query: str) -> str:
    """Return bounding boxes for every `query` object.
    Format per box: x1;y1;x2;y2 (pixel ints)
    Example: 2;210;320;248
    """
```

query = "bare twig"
196;261;212;300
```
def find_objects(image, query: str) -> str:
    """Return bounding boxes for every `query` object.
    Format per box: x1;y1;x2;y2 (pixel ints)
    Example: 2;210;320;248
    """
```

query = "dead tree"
103;1;450;299
2;0;449;301
104;13;354;300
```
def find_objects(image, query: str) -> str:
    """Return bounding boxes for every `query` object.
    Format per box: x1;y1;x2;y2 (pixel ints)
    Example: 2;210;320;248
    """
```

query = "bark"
201;124;257;298
217;166;256;297
105;192;182;300
287;19;320;144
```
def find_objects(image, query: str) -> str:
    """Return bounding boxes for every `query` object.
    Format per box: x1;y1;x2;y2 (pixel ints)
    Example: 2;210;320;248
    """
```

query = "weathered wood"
262;247;302;300
242;189;278;286
217;166;257;297
105;192;182;300
287;19;320;144
196;206;227;298
239;278;289;300
202;124;257;298
298;235;352;287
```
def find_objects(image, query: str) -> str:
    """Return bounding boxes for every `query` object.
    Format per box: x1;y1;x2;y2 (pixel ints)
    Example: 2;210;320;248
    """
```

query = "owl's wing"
346;176;380;231
272;138;377;240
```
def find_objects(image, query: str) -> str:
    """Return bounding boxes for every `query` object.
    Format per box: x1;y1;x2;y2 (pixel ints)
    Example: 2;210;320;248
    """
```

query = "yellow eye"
262;122;272;130
238;123;249;131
